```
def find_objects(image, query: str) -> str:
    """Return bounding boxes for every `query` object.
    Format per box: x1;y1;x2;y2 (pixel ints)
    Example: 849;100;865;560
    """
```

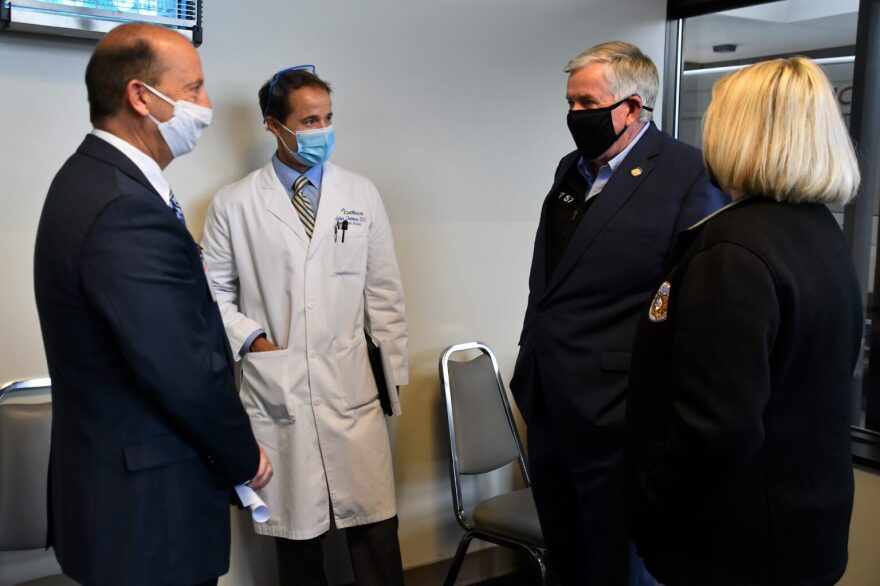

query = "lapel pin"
648;281;671;322
631;167;643;177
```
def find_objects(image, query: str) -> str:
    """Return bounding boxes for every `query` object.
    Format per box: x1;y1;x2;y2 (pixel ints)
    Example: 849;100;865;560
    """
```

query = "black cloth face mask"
566;96;651;161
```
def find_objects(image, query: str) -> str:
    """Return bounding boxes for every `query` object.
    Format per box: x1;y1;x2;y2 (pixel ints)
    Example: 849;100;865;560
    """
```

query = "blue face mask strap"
262;64;317;120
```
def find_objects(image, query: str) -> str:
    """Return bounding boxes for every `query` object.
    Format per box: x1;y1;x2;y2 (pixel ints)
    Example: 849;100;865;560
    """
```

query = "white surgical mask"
143;83;213;158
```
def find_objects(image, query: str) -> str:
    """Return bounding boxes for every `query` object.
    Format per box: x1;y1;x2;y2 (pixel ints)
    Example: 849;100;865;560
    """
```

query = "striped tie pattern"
169;192;186;226
292;175;316;239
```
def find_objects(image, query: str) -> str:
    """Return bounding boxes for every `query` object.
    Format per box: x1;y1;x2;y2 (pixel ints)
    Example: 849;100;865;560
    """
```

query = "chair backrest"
0;378;52;551
440;342;529;480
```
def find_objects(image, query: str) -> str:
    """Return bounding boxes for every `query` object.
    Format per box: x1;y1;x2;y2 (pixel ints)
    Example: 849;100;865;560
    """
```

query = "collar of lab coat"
259;160;346;248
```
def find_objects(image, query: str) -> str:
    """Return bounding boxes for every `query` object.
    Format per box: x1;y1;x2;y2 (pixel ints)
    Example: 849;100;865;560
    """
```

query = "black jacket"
510;123;726;451
625;196;862;586
34;135;260;586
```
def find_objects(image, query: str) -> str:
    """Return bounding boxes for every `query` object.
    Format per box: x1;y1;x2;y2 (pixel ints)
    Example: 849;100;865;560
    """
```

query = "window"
674;1;856;147
1;0;203;45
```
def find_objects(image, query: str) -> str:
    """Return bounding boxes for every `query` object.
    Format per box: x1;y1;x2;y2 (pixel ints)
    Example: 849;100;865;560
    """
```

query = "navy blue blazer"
510;123;727;454
34;135;260;586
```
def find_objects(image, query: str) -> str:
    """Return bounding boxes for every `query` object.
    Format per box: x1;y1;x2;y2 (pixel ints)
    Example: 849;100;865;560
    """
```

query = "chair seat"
472;487;544;547
18;574;78;586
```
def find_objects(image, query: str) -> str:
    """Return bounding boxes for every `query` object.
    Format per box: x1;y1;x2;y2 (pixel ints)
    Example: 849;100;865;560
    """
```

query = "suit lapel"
532;156;578;300
261;162;310;244
78;134;162;200
78;134;199;249
541;124;663;300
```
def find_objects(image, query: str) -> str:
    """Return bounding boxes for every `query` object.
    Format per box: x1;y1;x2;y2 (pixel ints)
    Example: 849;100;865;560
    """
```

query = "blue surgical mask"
277;122;335;167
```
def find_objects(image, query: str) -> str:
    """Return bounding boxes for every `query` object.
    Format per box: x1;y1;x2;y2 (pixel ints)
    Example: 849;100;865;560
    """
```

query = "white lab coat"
201;161;408;539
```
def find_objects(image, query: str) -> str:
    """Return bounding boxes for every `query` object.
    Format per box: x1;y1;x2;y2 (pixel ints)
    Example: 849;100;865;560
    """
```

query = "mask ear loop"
280;128;297;155
627;94;654;112
137;81;172;126
141;82;176;106
265;116;282;138
604;97;634;140
267;118;296;143
620;95;655;132
267;117;300;160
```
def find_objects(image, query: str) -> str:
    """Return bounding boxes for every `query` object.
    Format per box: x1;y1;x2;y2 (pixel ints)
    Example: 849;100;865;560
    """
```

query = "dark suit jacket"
510;123;726;455
625;197;861;586
34;135;260;586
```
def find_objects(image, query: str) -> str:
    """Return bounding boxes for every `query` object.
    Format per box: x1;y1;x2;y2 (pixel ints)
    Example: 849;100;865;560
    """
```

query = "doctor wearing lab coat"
201;66;408;586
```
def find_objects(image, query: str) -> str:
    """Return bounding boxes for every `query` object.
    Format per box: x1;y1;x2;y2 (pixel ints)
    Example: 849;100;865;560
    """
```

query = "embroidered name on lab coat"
337;208;367;226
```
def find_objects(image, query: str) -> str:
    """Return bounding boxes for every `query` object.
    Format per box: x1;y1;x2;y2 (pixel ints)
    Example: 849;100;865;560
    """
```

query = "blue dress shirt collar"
577;121;651;199
272;154;324;193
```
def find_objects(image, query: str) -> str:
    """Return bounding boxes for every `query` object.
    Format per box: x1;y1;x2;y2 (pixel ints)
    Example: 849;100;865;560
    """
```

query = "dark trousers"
275;516;404;586
528;393;653;586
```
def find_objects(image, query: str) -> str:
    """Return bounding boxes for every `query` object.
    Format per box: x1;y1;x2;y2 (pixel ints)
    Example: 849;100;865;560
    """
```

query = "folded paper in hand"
235;484;269;523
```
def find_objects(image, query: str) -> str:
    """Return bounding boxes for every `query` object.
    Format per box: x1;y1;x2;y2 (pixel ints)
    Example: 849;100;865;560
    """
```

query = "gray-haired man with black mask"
509;41;726;585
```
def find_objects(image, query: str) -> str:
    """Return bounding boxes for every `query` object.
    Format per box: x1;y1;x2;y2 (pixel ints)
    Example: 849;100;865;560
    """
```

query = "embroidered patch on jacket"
648;281;671;323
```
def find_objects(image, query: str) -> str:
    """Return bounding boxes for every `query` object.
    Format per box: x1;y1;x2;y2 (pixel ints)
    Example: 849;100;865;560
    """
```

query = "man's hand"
251;335;281;353
248;446;273;490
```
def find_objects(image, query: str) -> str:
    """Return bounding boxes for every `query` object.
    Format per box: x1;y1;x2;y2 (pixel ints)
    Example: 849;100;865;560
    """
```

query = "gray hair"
564;41;658;122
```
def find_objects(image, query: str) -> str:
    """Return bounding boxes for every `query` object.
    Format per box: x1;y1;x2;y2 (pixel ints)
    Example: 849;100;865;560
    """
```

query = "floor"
473;568;539;585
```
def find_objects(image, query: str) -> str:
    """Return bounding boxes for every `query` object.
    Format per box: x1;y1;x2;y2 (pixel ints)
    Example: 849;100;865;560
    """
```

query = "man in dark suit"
33;23;272;586
509;41;726;586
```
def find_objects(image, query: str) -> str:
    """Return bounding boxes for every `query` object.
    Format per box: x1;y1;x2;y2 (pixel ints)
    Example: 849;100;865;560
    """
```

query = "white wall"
840;466;880;585
0;1;668;583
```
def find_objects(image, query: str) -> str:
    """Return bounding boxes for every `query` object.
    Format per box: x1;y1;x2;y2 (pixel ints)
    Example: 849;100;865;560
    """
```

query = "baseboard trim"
404;545;523;585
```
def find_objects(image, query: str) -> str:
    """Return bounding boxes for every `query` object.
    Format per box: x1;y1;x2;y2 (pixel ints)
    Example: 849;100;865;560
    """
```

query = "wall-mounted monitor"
0;1;203;46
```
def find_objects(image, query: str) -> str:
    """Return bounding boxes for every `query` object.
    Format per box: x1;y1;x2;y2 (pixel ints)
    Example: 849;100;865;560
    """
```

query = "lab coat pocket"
240;349;295;424
333;334;380;410
332;233;368;275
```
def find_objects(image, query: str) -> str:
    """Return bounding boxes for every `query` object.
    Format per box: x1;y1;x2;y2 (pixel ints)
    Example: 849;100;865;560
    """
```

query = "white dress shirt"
90;129;172;206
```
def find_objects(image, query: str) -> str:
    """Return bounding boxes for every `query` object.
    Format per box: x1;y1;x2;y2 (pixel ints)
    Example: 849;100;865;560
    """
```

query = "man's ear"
265;117;282;137
126;80;151;117
626;96;643;124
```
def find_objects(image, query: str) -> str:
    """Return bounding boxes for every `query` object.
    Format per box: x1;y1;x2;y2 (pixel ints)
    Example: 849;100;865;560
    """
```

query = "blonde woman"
624;57;862;586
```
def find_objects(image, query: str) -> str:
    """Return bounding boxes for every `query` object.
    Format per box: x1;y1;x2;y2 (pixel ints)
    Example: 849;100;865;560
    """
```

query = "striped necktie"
169;192;186;226
292;175;316;239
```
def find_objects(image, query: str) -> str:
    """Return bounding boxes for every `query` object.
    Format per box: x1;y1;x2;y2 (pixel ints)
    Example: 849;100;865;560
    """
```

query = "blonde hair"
565;41;658;122
702;57;860;205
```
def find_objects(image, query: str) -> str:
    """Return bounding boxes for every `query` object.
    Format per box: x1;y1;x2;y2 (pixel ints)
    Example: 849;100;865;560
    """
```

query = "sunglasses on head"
262;64;317;120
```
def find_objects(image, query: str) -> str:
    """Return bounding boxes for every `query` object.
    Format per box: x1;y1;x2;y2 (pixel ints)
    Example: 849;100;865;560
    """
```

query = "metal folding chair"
0;378;76;585
440;342;547;585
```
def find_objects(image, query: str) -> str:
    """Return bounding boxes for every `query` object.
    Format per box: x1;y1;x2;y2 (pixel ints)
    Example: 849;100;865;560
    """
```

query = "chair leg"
527;547;548;585
444;531;474;586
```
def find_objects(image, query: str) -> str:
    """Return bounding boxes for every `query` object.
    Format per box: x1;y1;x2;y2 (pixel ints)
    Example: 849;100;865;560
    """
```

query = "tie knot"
293;175;310;195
